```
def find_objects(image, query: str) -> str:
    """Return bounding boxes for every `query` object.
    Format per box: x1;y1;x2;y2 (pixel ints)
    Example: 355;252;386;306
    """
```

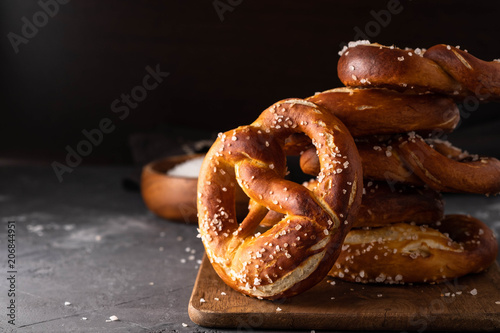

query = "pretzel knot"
338;42;500;100
197;98;363;299
329;214;498;284
301;133;500;195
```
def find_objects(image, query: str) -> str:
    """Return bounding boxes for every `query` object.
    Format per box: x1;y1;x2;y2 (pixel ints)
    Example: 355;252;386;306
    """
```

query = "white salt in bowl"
141;154;248;223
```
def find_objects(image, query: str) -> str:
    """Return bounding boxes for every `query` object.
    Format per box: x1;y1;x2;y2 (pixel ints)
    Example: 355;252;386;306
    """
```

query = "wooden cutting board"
188;256;500;331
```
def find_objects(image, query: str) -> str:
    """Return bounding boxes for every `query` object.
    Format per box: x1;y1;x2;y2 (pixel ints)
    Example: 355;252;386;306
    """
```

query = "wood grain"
189;255;500;331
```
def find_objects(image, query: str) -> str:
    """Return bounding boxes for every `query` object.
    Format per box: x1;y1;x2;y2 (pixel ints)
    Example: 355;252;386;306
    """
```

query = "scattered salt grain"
64;301;71;306
495;301;500;305
182;323;188;327
200;298;206;303
106;315;119;322
276;307;282;312
81;317;87;320
470;288;478;296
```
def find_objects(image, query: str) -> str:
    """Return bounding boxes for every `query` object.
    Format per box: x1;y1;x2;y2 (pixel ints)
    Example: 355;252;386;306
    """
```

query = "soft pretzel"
329;215;498;284
258;181;444;229
282;87;460;155
338;42;500;100
306;88;459;136
300;133;500;195
354;181;443;228
197;98;363;299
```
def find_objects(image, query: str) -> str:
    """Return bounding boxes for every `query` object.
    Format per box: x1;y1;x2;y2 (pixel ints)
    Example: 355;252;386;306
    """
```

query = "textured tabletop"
0;165;499;333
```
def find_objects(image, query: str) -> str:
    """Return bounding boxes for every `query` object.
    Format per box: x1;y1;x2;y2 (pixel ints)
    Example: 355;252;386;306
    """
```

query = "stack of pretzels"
197;41;499;300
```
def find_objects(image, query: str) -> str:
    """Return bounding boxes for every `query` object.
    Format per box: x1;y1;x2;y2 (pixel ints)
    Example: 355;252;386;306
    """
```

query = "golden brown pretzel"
329;215;498;284
338;42;500;100
281;87;460;155
259;181;443;229
354;181;443;228
197;98;363;299
306;88;459;136
300;133;500;195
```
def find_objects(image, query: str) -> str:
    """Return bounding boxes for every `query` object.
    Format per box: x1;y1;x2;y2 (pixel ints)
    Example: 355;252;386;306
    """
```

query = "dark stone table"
1;165;499;333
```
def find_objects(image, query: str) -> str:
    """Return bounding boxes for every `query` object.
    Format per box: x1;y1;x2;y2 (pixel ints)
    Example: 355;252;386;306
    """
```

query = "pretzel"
329;214;498;284
300;133;500;195
259;181;444;229
338;42;500;100
354;181;443;228
197;98;363;299
282;87;460;156
306;88;460;137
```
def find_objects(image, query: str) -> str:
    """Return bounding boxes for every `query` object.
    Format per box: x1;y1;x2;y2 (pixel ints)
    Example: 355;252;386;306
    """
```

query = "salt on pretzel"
197;98;363;299
329;214;498;284
259;181;444;229
338;42;500;100
300;133;500;195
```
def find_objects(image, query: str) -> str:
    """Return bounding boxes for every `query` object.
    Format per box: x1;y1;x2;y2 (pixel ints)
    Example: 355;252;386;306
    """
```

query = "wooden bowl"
141;154;249;223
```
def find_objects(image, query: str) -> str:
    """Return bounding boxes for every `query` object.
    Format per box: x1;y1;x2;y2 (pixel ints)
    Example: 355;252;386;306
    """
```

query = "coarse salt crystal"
470;288;478;295
167;156;205;178
338;40;371;56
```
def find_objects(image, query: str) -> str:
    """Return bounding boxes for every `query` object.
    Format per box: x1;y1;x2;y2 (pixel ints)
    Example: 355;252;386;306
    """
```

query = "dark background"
1;0;499;166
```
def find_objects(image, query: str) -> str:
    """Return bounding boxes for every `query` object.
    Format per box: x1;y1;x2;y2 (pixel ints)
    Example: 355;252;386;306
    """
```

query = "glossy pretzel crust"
197;98;363;299
329;215;498;284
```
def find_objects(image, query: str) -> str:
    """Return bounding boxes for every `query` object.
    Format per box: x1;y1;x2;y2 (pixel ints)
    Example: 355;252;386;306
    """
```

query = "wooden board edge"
188;256;500;331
